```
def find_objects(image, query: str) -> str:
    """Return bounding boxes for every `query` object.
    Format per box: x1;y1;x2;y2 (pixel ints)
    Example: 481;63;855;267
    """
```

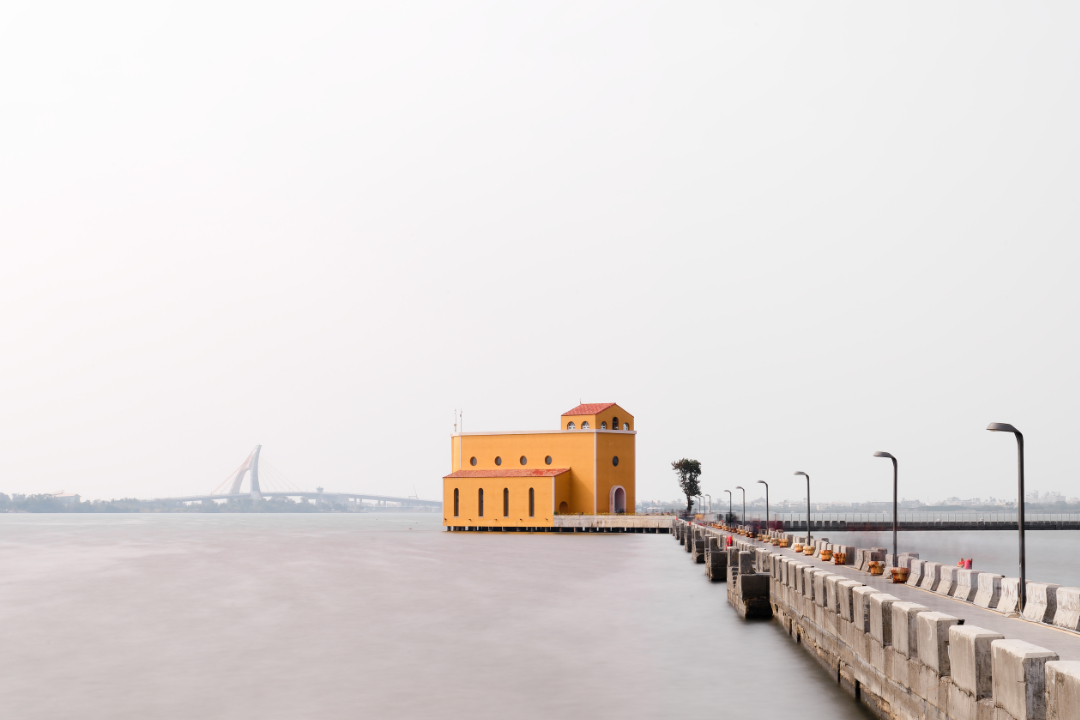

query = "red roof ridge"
562;402;617;416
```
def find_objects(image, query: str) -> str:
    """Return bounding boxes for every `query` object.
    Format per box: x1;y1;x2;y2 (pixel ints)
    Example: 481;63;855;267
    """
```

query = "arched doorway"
610;485;626;514
558;501;568;514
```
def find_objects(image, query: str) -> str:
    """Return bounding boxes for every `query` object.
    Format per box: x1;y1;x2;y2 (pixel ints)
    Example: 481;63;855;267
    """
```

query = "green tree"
671;458;702;513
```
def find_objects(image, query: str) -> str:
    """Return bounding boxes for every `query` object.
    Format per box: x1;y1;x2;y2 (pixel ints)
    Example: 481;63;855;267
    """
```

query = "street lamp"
723;490;732;524
705;494;712;515
735;485;746;524
873;452;898;560
987;422;1026;612
756;480;769;532
795;471;810;545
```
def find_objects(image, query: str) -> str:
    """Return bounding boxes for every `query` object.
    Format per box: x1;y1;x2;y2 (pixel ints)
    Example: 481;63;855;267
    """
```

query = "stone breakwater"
672;520;1080;720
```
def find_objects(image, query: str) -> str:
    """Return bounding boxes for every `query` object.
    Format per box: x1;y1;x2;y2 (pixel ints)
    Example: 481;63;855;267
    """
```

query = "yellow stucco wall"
596;432;636;514
443;476;556;527
456;432;599;514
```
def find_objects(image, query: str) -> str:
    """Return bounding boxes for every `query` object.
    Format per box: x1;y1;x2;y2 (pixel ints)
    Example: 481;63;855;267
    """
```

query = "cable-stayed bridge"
162;445;441;510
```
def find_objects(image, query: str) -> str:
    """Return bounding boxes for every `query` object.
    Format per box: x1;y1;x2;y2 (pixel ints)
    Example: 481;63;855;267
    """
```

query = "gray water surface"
0;514;873;719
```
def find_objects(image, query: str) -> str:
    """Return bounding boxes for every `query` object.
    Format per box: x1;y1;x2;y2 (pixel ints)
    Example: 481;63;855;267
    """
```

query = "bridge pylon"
225;445;263;499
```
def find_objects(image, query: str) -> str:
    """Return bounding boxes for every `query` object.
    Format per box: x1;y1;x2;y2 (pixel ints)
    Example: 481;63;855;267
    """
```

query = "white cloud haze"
2;2;1079;504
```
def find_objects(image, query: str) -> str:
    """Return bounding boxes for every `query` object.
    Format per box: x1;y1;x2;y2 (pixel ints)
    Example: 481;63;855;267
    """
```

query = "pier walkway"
761;535;1080;660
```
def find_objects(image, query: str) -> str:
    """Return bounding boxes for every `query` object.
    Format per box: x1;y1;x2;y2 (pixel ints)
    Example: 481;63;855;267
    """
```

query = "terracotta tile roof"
443;468;570;478
562;402;616;416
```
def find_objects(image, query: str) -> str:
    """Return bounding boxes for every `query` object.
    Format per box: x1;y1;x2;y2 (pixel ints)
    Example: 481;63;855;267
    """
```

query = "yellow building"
443;403;635;529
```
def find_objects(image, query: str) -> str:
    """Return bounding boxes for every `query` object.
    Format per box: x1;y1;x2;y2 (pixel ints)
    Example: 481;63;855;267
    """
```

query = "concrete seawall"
674;519;1080;720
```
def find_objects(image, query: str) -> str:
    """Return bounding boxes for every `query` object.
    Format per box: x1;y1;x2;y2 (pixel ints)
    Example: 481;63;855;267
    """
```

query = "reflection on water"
0;514;874;720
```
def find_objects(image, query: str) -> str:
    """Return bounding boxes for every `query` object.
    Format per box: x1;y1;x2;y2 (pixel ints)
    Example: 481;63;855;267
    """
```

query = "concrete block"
737;551;755;575
892;601;930;659
824;574;842;615
813;570;827;607
802;566;815;600
998;578;1021;614
920;561;942;592
1046;661;1080;720
955;569;982;602
836;545;855;565
917;611;960;675
837;580;861;622
1051;587;1080;631
907;558;925;587
950;625;1004;699
974;573;1004;609
870;593;898;646
991;639;1058;720
937;565;959;596
1023;583;1060;624
852;585;881;633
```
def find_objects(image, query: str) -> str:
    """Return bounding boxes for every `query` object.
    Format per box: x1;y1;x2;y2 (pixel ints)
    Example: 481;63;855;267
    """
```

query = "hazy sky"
3;2;1079;505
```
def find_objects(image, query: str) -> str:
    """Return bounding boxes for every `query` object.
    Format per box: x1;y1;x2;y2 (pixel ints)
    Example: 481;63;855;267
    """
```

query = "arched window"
454;488;459;517
567;421;576;430
478;488;484;517
600;421;607;429
612;416;619;428
559;501;568;514
503;488;509;517
470;457;477;466
519;456;527;465
494;456;502;466
623;422;630;431
613;456;619;466
581;421;590;429
529;488;535;517
544;455;552;465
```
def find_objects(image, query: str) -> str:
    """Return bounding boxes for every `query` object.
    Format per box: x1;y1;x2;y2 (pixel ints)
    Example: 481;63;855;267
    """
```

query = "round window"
581;421;590;429
470;457;477;466
600;421;607;429
623;423;630;431
495;456;502;466
612;456;619;466
520;456;527;466
545;455;552;465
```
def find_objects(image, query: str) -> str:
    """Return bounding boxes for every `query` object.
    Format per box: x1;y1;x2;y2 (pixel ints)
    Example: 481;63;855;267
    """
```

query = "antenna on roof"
453;408;457;434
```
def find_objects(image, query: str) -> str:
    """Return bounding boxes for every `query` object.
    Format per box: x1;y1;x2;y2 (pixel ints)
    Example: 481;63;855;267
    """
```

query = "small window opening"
503;488;509;517
470;457;477;466
567;421;575;430
544;455;552;465
600;421;607;429
494;456;502;466
478;488;484;517
454;488;459;516
623;423;630;430
581;421;590;429
613;456;619;467
529;488;535;517
519;456;527;465
612;416;619;428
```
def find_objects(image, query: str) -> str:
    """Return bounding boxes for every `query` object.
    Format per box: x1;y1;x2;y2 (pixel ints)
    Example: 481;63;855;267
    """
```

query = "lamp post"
705;494;712;515
756;480;769;532
723;490;732;524
795;471;810;545
987;423;1026;612
873;452;898;559
735;485;746;525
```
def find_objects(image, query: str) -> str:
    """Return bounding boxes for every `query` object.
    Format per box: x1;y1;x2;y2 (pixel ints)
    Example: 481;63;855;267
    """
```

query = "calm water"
825;530;1080;587
0;514;875;720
